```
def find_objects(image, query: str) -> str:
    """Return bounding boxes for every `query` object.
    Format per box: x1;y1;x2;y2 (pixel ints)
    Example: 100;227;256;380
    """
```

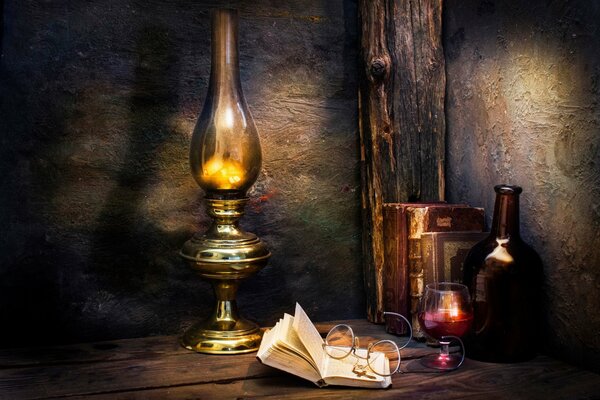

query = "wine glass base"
420;353;463;370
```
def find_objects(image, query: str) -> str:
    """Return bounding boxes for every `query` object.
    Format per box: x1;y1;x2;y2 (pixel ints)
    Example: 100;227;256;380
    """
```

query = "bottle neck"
210;9;241;94
490;191;520;239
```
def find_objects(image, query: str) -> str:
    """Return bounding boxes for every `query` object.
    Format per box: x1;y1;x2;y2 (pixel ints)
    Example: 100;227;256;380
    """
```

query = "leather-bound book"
383;204;485;336
421;231;489;286
382;203;447;335
405;206;485;339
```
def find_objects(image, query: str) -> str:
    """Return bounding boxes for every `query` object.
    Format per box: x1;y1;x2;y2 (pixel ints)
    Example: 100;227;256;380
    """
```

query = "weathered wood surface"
359;0;446;323
1;320;599;400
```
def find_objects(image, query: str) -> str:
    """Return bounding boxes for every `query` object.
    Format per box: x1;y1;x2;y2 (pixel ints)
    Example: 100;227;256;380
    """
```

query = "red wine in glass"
419;310;473;338
418;283;473;370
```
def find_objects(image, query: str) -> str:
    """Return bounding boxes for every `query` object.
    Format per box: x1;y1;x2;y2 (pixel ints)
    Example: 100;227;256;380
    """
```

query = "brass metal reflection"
180;198;270;354
180;9;270;355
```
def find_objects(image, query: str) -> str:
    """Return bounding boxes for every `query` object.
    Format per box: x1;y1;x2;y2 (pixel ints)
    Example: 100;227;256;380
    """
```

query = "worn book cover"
421;231;489;286
382;203;445;335
405;206;485;338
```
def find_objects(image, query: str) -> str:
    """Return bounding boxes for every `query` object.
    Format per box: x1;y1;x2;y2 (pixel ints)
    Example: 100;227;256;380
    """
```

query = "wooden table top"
1;319;599;399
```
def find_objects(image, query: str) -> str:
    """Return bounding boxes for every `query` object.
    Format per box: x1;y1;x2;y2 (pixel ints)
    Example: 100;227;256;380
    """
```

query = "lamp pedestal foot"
180;198;270;355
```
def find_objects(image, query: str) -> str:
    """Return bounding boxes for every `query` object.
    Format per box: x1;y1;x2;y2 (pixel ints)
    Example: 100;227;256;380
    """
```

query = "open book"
257;303;392;388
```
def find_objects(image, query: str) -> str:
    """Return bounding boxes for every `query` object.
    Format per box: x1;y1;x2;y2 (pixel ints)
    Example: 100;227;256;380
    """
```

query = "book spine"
420;234;437;290
383;205;409;335
419;233;443;345
408;237;425;339
407;208;427;339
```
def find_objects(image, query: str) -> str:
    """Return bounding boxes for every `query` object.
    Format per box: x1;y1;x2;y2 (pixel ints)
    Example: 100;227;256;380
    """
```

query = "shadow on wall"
1;0;4;49
0;1;208;345
0;0;363;346
235;0;364;325
91;25;177;290
86;25;192;340
0;0;76;347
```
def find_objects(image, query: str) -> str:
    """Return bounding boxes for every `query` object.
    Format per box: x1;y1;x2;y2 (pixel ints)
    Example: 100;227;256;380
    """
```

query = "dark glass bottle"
463;185;543;362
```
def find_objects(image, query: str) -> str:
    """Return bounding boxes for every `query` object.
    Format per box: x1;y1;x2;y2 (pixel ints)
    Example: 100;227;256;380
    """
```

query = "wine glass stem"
439;340;450;357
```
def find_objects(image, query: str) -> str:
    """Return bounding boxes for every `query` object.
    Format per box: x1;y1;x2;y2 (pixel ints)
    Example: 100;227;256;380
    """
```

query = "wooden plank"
0;351;272;399
359;0;446;323
0;321;420;368
0;336;186;369
392;0;445;202
0;320;418;399
418;0;446;200
64;357;600;400
0;320;399;368
1;320;600;399
358;0;394;325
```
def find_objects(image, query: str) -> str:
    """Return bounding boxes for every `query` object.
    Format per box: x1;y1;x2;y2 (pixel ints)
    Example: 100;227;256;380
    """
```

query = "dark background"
0;0;363;345
1;0;599;373
444;0;600;371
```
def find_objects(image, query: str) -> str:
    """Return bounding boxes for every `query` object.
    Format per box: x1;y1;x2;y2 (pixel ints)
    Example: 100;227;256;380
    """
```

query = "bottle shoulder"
464;235;543;272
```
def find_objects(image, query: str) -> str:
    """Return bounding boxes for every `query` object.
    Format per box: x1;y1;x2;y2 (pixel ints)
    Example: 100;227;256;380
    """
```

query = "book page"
321;348;391;388
274;313;318;371
257;319;322;384
259;305;391;389
257;318;282;361
291;303;326;374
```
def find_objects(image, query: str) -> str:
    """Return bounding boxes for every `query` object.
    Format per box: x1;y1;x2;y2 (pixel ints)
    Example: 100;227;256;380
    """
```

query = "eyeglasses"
322;312;412;377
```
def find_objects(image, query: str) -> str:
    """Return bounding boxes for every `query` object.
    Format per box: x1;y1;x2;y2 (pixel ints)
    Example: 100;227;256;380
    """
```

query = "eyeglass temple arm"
382;312;413;349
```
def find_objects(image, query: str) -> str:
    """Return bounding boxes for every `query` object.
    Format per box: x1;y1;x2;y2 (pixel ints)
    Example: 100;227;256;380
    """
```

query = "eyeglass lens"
368;340;401;376
324;324;402;376
323;324;354;359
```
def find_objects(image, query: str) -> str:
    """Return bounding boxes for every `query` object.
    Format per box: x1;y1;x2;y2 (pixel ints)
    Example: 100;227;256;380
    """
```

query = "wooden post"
359;0;445;323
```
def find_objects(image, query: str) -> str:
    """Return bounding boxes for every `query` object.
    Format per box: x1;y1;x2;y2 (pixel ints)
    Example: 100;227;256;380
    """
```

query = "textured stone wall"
0;0;362;345
444;0;600;371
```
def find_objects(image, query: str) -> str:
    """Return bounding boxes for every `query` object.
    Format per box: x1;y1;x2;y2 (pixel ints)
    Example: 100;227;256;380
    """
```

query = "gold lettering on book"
436;217;452;227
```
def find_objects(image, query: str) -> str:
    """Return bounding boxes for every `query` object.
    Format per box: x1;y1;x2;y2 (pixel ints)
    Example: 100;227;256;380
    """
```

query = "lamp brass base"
180;198;270;355
181;318;263;354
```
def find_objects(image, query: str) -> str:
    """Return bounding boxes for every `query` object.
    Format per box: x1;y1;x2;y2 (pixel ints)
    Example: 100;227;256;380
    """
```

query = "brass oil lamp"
180;8;270;354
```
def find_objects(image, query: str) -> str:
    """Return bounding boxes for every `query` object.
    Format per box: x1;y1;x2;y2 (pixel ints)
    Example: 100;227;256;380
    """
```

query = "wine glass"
418;282;473;370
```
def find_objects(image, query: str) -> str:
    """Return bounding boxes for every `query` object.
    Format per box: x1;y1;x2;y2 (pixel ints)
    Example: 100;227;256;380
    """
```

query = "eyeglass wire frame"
322;312;412;377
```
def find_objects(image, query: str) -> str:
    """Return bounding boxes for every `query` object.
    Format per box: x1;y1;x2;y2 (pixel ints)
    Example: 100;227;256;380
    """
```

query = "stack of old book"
382;203;486;338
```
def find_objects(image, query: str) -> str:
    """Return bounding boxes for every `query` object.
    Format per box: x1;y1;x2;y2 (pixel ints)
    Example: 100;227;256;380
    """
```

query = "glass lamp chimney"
190;8;262;199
